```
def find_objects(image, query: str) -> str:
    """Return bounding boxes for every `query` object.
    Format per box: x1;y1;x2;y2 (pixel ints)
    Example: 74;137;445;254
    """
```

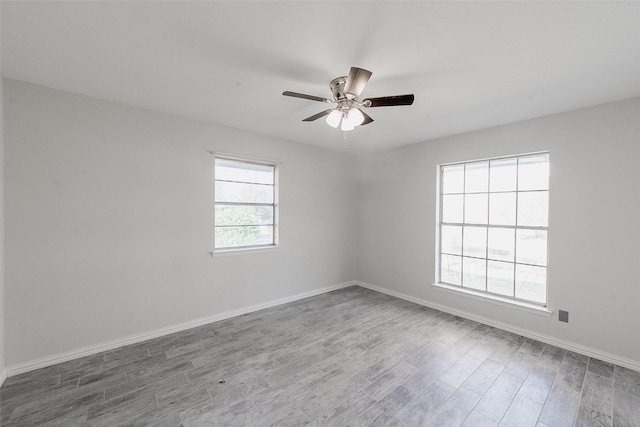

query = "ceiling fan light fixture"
325;109;342;128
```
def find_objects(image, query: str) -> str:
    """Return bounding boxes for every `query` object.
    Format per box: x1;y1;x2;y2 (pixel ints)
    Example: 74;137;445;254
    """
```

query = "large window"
437;153;549;305
215;157;278;251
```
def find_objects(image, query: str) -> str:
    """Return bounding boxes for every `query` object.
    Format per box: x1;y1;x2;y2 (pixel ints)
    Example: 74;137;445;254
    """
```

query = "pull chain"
343;131;348;150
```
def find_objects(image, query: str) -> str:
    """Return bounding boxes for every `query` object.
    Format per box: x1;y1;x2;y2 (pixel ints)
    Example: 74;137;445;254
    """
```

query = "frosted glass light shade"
340;120;354;132
325;110;342;128
348;108;365;126
341;119;355;131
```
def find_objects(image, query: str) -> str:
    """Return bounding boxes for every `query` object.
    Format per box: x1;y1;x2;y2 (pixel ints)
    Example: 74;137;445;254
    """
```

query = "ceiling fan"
283;67;414;131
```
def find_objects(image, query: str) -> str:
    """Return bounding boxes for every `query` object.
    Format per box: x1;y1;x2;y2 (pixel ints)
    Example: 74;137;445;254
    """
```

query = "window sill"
432;283;552;317
213;245;280;257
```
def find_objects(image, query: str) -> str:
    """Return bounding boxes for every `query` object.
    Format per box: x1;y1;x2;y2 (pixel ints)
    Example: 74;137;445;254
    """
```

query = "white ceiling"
2;1;640;153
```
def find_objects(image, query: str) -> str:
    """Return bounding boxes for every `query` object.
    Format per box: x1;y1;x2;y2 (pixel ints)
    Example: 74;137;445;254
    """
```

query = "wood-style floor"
1;286;639;426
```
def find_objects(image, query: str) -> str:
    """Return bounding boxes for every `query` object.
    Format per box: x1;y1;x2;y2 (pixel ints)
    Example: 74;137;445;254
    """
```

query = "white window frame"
435;152;550;310
214;154;279;253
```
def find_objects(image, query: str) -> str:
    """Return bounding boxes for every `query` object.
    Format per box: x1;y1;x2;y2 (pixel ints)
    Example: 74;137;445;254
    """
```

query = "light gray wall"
3;79;357;366
356;97;640;363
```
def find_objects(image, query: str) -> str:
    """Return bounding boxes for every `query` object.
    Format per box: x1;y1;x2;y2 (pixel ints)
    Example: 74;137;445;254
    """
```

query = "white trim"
439;150;550;168
0;368;7;387
5;281;356;377
210;151;283;165
356;281;640;373
432;282;552;317
213;246;280;257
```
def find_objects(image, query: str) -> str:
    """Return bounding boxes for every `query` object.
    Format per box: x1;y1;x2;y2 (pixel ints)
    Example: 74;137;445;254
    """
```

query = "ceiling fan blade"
357;108;374;126
302;109;334;122
344;67;372;99
363;94;415;107
283;91;333;103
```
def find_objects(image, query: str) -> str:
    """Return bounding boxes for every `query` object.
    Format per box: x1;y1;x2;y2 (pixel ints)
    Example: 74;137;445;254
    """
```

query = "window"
215;156;278;251
437;153;549;305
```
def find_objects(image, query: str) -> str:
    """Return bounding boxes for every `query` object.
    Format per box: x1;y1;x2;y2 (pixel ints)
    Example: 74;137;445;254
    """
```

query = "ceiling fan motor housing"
330;76;348;101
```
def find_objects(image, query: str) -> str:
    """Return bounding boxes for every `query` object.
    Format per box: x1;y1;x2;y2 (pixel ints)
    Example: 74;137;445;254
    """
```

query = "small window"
215;156;278;251
437;153;549;305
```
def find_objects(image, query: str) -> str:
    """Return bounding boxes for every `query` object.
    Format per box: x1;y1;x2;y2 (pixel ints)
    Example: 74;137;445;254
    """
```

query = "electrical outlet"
559;310;569;323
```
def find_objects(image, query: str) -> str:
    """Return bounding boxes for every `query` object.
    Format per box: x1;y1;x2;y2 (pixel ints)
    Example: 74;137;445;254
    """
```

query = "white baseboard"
0;368;7;387
6;281;356;377
356;281;640;372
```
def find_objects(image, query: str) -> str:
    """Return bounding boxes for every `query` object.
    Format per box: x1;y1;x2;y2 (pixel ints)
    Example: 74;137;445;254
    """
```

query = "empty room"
0;1;639;426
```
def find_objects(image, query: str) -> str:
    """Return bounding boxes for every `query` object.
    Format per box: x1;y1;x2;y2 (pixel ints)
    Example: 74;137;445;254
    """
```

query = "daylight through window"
215;157;278;251
438;153;549;305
